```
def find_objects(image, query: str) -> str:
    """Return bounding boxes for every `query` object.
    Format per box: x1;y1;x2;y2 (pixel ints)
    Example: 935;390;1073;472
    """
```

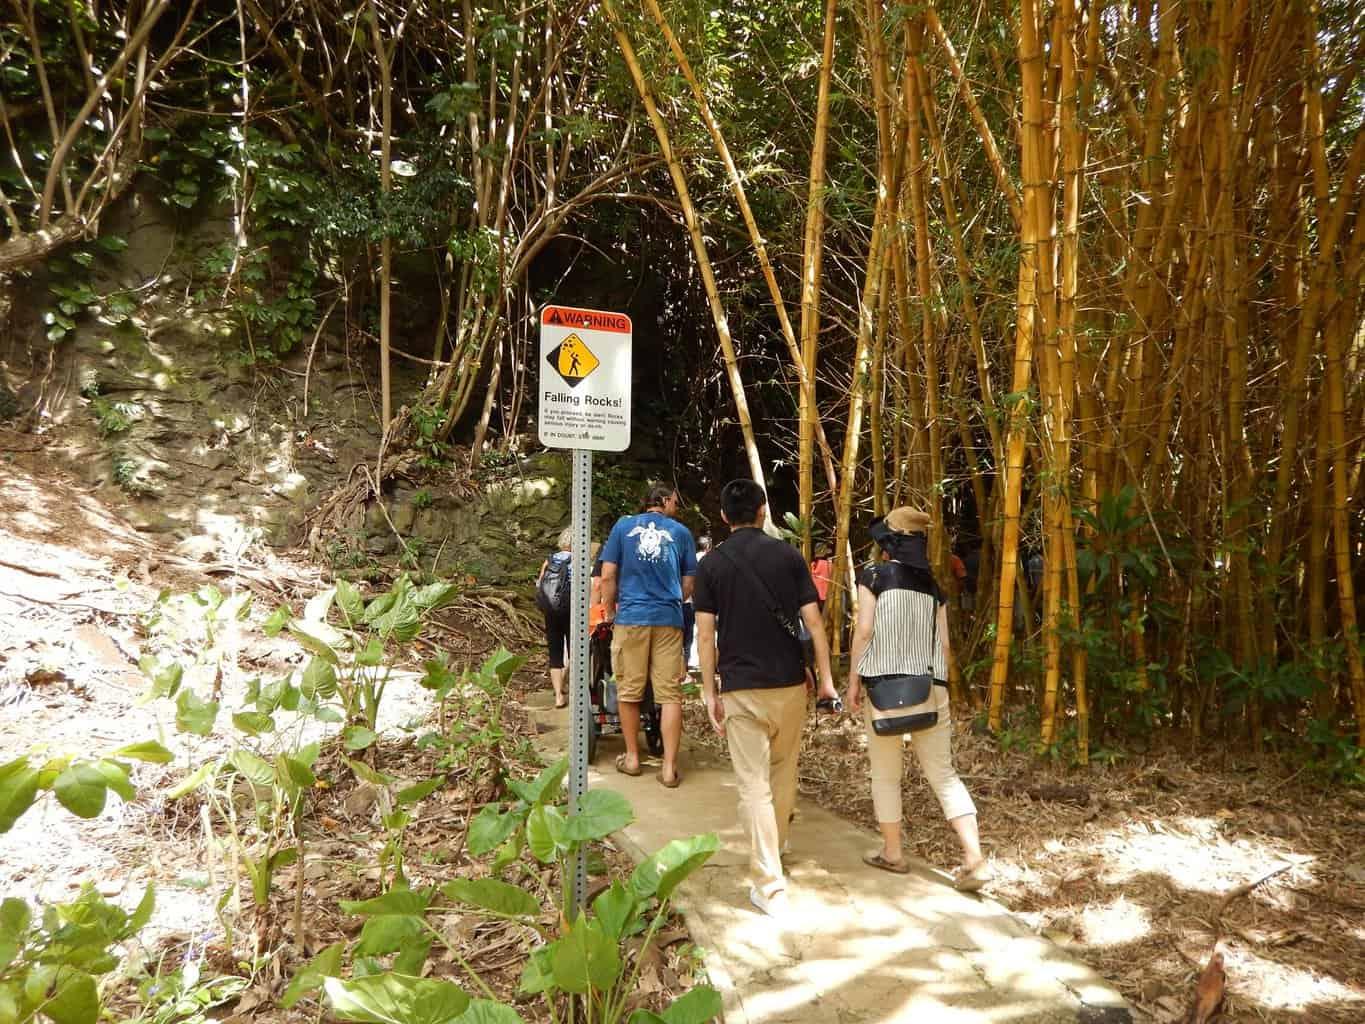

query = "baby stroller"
586;620;663;765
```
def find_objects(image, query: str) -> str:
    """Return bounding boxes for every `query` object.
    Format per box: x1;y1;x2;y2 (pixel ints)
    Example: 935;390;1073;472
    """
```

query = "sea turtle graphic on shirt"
628;521;674;562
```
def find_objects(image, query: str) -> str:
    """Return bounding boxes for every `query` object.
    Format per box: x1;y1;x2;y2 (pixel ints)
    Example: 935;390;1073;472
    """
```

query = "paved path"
527;694;1133;1024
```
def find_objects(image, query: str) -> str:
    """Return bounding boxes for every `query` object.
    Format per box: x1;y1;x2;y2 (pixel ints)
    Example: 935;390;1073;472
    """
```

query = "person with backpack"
845;507;988;891
693;480;839;919
535;527;575;708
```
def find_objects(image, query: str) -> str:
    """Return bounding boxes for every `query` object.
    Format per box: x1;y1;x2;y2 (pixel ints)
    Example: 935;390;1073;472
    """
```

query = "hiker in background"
810;548;833;611
846;508;989;891
600;483;698;787
588;542;607;630
535;527;574;708
695;480;839;919
686;534;712;671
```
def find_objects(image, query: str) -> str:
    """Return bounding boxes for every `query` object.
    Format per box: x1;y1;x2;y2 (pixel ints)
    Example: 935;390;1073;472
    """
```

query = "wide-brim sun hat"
884;507;931;535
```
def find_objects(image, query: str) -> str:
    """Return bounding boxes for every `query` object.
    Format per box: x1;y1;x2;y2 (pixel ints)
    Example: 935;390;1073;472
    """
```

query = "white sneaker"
749;886;790;920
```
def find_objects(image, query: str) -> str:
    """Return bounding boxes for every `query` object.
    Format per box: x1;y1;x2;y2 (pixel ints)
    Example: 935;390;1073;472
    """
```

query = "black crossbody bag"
712;544;816;670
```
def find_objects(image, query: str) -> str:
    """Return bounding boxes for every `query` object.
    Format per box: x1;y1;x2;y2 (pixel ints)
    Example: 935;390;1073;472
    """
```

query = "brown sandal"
656;768;682;789
614;754;642;777
862;852;911;875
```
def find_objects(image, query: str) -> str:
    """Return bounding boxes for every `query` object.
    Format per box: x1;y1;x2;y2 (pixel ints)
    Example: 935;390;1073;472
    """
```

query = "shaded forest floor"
678;698;1365;1022
0;442;702;1023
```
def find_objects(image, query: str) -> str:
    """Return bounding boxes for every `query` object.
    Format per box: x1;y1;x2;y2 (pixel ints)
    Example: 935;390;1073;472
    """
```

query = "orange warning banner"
541;305;631;334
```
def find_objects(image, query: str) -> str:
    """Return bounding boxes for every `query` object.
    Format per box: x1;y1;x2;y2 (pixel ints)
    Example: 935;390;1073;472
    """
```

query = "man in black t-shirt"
694;480;838;920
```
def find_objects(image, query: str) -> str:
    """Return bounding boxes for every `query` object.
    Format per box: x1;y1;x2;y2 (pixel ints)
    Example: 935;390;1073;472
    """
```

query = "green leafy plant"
0;742;168;1024
286;765;721;1024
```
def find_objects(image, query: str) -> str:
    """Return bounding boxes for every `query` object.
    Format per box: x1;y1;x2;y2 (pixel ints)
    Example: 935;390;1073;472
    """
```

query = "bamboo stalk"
987;0;1047;731
604;0;771;500
643;0;839;509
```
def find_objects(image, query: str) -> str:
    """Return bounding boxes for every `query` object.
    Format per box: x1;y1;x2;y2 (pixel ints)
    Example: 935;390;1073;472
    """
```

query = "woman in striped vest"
846;507;989;891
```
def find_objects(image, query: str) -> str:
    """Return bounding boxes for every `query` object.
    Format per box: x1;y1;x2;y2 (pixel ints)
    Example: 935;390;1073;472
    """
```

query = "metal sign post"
538;304;631;917
566;448;592;913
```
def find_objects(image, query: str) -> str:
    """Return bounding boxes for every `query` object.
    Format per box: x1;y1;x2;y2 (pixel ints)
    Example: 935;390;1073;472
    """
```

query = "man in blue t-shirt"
600;483;698;787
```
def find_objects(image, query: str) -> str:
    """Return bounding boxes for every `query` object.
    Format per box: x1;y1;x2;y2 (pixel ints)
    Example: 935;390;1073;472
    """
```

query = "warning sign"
546;332;599;387
539;305;631;452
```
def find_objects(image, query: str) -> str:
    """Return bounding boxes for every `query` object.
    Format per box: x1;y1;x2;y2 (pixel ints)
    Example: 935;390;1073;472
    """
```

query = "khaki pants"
864;705;976;823
722;685;807;898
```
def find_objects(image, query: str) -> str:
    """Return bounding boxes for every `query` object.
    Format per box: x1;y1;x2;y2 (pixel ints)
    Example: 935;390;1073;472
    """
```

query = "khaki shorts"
611;625;684;704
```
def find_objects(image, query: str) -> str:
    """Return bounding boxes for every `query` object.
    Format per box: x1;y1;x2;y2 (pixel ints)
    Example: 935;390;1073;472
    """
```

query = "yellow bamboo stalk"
924;3;1022;230
604;0;770;498
642;0;839;508
1323;250;1365;745
799;0;840;558
827;0;900;651
987;0;1047;730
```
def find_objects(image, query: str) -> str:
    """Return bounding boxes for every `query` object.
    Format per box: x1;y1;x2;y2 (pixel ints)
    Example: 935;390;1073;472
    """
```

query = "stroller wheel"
646;728;664;758
587;713;599;765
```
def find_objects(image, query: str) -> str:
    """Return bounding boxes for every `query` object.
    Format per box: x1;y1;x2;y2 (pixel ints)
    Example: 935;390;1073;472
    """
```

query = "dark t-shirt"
693;528;819;692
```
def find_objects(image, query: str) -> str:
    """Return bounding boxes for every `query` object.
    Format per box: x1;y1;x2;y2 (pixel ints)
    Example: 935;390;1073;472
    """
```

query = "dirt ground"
0;444;700;1023
677;695;1365;1022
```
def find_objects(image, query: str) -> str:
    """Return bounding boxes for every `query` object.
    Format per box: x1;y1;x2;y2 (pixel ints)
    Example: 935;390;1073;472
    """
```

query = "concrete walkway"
527;695;1133;1024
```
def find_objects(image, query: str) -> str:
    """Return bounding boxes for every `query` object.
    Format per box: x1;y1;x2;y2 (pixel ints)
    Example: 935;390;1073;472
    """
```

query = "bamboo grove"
3;0;1364;766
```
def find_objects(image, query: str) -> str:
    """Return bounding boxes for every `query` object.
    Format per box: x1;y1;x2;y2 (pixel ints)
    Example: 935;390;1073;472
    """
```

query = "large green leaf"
510;757;567;807
232;711;276;736
127;884;156;934
282;941;344;1008
550;916;619;994
0;899;31;971
110;741;173;764
279;752;316;790
0;758;41;833
174;689;219;736
343;889;434;957
481;648;524;686
343;726;378;752
301;656;339;698
340;889;433;918
354;914;427;957
91;760;134;803
441;879;538;919
455;1000;526;1024
369;592;421;642
466;805;518;856
42;969;99;1024
392;937;433;975
229;750;275;788
518;945;556;995
630;834;720;902
660;987;723;1024
396;777;444;805
411;582;460;613
336;579;366;619
324;974;469;1024
525;805;567;864
592;881;640;941
289;621;343;666
563;789;633;842
52;763;108;819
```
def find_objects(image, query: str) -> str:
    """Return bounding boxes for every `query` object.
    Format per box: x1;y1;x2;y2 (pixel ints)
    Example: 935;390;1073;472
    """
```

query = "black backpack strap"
712;543;801;644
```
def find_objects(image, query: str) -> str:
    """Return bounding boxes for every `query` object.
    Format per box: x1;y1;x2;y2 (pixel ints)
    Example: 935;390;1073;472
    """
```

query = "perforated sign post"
538;304;631;915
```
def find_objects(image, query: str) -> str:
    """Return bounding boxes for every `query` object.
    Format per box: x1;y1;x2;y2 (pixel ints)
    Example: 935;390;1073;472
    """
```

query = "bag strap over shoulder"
712;543;801;644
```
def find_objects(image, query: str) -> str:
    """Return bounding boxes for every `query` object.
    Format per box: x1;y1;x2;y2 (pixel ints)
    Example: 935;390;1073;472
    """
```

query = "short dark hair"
720;479;766;525
645;482;677;509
